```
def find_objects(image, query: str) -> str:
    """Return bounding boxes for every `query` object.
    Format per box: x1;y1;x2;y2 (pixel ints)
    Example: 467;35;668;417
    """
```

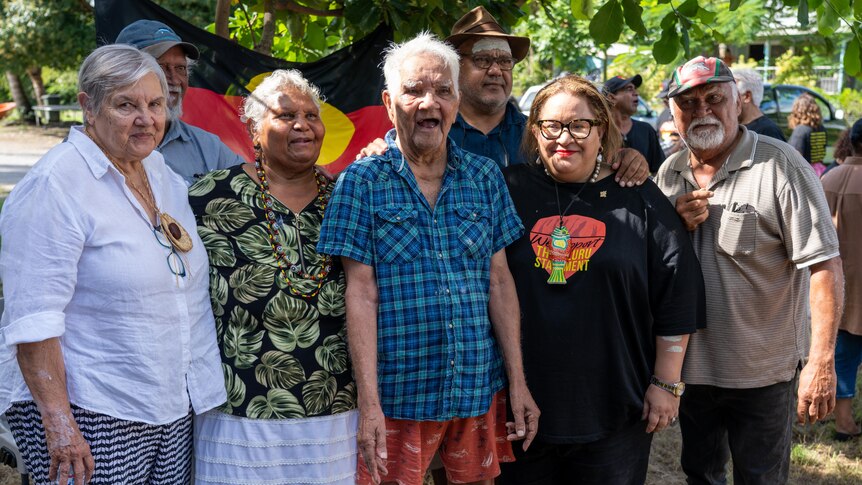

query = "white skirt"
194;409;358;485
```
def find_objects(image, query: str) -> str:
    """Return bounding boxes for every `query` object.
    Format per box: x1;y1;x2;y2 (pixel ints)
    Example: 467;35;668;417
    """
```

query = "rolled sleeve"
317;165;374;265
3;311;66;346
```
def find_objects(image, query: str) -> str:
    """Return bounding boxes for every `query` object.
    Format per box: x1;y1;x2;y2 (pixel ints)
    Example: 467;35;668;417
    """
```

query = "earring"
590;151;603;183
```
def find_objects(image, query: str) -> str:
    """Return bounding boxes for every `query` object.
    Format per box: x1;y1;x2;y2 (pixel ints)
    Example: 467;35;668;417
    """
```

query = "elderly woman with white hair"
0;44;225;484
188;69;356;484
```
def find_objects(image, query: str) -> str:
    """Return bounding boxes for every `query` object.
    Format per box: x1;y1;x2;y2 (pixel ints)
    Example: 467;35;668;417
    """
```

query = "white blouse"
0;126;226;425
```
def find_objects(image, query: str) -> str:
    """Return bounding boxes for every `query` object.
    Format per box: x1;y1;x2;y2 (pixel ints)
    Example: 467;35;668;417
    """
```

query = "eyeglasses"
471;55;515;71
158;63;188;77
536;119;601;140
153;225;187;277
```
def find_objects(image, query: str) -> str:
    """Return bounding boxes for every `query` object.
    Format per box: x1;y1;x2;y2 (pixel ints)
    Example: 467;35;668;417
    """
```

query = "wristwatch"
650;375;686;397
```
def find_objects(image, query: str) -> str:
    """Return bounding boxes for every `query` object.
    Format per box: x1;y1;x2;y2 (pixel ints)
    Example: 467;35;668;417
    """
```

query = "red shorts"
356;390;515;484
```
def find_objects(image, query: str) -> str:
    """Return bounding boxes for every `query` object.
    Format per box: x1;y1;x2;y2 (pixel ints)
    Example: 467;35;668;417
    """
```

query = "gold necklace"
85;128;193;253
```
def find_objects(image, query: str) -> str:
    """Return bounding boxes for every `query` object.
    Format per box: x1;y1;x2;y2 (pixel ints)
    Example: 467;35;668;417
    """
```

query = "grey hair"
77;44;168;119
242;69;323;134
382;32;460;95
733;68;763;106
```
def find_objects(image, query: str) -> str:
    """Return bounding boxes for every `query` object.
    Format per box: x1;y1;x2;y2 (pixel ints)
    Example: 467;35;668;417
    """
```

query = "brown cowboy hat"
445;6;530;61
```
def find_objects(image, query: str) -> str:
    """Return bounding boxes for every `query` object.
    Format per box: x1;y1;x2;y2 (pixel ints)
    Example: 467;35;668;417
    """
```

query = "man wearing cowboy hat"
116;20;244;185
603;74;664;173
655;55;843;484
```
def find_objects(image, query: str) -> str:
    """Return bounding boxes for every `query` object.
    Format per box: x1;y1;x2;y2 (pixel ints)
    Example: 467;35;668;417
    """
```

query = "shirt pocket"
374;207;420;263
716;209;757;256
456;205;492;259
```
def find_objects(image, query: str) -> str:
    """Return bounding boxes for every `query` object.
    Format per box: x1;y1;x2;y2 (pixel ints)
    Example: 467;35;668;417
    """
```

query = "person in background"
821;118;862;442
603;74;665;173
823;128;851;178
0;44;225;485
656;55;843;484
733;67;786;141
116;19;245;185
188;69;356;484
789;93;828;176
318;33;539;485
498;75;705;484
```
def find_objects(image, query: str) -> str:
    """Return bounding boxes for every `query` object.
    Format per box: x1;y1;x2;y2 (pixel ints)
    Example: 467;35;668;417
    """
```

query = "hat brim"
445;32;530;62
142;41;200;60
667;75;734;98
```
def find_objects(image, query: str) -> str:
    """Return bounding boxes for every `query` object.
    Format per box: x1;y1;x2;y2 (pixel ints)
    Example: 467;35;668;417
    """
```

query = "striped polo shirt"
655;127;839;388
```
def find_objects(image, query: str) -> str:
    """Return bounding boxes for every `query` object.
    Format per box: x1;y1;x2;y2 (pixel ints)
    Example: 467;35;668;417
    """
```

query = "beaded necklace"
254;155;332;299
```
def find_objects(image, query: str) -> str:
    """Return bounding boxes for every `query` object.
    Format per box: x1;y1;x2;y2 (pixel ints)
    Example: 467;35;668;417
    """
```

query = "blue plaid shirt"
318;129;524;421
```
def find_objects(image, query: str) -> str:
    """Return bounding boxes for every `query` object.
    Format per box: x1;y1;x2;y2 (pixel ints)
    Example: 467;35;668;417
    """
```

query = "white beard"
169;90;184;119
684;116;725;151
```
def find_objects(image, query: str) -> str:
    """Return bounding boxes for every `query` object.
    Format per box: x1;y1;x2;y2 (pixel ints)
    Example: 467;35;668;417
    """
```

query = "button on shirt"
318;129;524;421
449;101;527;168
159;119;245;185
0;127;226;424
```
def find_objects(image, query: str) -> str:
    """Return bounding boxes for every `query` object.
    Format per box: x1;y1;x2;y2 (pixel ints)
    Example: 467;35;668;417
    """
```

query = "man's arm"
342;257;388;483
797;256;844;423
487;248;539;450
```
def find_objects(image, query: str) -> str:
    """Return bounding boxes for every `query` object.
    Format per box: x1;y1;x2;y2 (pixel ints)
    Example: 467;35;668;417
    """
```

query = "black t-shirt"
745;115;786;142
789;124;827;163
624;119;665;173
503;164;706;443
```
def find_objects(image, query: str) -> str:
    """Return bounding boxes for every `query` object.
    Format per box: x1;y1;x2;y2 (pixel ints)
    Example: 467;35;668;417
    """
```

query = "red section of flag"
181;87;253;162
328;106;393;173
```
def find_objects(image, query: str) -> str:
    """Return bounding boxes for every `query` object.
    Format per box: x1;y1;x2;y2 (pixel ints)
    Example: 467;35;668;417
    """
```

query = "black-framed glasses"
471;55;515;71
536;119;601;140
153;225;187;277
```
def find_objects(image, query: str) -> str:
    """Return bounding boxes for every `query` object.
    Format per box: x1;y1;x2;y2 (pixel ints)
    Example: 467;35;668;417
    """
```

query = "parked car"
761;84;847;146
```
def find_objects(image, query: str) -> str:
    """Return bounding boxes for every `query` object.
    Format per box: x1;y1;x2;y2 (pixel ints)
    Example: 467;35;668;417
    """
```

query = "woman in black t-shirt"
788;93;828;177
498;76;706;485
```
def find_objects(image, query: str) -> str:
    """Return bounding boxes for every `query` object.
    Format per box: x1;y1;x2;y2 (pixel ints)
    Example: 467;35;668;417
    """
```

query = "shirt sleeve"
641;182;707;335
0;173;85;347
216;141;246;171
777;154;840;267
317;166;375;265
647;126;665;173
488;163;524;254
789;126;811;161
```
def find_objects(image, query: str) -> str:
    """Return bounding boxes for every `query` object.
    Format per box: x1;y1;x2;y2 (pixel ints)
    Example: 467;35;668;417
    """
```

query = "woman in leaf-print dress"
188;70;356;485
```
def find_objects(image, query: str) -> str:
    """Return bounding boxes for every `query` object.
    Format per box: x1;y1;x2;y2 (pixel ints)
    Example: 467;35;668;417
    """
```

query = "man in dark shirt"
734;67;786;141
604;75;665;173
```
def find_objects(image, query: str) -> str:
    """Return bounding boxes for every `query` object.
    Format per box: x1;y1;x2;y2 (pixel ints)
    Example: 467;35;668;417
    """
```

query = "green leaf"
653;27;681;64
236;224;278;266
305;22;325;51
230;264;274;304
188;170;229;197
331;382;357;414
677;0;699;17
798;0;809;27
845;37;862;76
570;0;592;20
263;291;321;352
696;8;718;25
660;11;676;30
816;4;837;37
209;266;229;318
318;279;346;317
203;198;256;233
856;0;862;20
832;0;851;17
220;363;246;413
230;173;265;210
255;350;306;389
621;0;647;36
729;0;743;11
199;226;236;268
315;335;349;374
247;389;306;419
224;306;265;369
302;370;337;416
589;0;624;45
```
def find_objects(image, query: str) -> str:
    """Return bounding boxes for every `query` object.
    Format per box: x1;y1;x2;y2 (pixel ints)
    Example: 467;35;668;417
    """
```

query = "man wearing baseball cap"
603;74;664;172
655;56;844;484
116;20;244;184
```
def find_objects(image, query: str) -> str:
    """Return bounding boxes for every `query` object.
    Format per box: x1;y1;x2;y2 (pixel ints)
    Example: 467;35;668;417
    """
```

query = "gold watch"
650;375;685;397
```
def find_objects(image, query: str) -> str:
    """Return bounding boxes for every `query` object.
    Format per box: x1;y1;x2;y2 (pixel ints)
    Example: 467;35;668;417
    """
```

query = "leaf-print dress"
189;165;355;419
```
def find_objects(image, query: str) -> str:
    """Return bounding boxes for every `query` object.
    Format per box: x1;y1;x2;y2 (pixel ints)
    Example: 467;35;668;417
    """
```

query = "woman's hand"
42;408;95;484
642;385;679;433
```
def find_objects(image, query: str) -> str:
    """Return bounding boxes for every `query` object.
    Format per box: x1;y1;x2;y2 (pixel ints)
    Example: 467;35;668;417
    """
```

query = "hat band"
464;22;507;35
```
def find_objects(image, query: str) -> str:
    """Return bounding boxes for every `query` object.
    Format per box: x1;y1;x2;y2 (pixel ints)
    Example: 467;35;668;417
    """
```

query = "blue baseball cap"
115;20;200;60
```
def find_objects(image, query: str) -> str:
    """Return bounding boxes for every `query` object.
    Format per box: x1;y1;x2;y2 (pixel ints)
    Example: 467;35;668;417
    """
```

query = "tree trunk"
215;0;231;39
26;67;46;106
256;0;275;55
5;71;33;121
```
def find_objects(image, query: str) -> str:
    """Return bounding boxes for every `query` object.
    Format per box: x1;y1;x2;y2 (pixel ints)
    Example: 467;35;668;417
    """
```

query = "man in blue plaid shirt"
318;33;539;485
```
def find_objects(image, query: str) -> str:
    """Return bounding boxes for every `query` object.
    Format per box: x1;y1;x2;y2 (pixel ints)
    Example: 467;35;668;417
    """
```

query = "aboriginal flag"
94;0;392;173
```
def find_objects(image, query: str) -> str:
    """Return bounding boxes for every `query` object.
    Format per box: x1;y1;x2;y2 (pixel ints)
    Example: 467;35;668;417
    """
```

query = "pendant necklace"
545;153;602;285
254;152;332;299
86;129;193;254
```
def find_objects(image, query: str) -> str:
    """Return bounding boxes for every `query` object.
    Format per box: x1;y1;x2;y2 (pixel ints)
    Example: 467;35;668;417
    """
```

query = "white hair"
78;44;168;119
382;32;460;95
242;69;323;134
733;68;763;106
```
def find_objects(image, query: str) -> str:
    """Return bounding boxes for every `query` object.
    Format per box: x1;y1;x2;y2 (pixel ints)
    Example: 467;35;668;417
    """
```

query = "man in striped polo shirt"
655;56;845;484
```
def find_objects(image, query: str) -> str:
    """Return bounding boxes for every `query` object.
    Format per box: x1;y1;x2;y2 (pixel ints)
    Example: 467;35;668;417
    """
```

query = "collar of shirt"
69;126;165;187
842;156;862;166
159;118;192;149
383;128;464;173
453;100;526;136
